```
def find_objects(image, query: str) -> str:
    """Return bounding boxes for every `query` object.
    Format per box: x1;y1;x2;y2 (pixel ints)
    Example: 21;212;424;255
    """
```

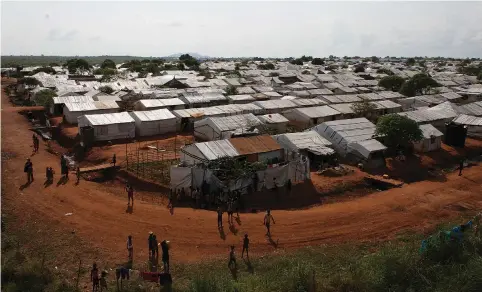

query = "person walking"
24;158;34;183
91;262;100;292
161;240;170;273
264;209;275;237
112;154;117;166
127;235;133;261
152;234;159;258
227;200;234;225
217;207;223;229
459;159;465;176
228;245;237;270
76;167;81;184
242;234;250;259
99;270;108;292
126;184;134;205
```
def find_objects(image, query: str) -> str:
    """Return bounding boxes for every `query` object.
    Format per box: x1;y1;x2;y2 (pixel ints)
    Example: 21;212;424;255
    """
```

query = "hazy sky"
2;1;482;58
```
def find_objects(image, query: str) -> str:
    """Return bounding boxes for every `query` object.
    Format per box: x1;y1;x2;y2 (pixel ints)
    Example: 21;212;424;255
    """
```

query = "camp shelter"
283;106;341;127
194;113;263;141
78;112;135;141
134;98;185;111
413;124;443;152
63;101;119;124
257;113;289;133
129;109;177;136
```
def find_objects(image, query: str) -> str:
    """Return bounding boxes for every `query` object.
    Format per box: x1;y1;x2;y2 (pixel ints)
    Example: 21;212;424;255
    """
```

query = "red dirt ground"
2;78;482;287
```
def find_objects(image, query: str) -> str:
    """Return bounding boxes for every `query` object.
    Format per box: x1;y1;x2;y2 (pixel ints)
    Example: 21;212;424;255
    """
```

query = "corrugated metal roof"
258;113;289;124
83;112;134;125
350;139;387;158
209;114;262;131
229;135;281;155
459;101;482;116
294;106;341;118
253;100;297;110
320;94;362;104
329;103;355;114
375;100;402;109
137;98;184;108
130;109;176;122
53;96;94;104
194;140;239;160
453;114;482;126
227;95;255;102
291;99;326;107
419;124;443;138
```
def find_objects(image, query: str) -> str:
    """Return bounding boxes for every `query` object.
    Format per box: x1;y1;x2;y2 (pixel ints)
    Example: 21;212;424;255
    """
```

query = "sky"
2;1;482;58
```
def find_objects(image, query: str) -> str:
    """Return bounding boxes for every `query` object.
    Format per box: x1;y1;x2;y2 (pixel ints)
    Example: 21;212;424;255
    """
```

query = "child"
228;245;236;269
217;207;223;229
91;263;100;292
264;209;275;237
242;234;249;259
127;235;133;261
99;270;107;292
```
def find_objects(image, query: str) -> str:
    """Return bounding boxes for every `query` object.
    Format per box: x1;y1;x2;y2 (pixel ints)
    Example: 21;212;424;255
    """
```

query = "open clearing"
2;79;482;283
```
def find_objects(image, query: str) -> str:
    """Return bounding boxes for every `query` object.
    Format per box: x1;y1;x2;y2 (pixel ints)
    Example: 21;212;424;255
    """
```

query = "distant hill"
165;53;211;60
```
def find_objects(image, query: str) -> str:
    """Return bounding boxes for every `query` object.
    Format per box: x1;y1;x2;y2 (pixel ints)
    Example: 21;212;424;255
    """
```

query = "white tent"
413;124;443;152
129;109;178;137
283;106;341;127
312;118;386;165
134;98;185;111
194;113;262;141
63;101;119;124
274;131;335;157
78;112;135;141
258;113;289;132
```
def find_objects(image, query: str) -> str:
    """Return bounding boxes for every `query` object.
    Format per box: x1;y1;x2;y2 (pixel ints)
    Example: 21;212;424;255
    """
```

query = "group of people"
90;263;108;292
126;233;170;273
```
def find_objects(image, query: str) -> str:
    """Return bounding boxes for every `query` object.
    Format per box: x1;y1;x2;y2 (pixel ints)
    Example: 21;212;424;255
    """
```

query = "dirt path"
2;81;482;271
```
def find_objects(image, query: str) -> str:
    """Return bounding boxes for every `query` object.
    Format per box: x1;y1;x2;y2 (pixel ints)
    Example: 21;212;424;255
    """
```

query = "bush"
99;86;114;94
34;89;57;107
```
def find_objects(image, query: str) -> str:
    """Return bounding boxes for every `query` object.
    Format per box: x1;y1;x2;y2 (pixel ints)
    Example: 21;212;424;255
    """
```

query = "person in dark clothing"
227;200;234;224
91;263;100;292
242;234;249;259
127;235;133;261
112;154;117;166
161;240;170;273
168;189;173;210
459;159;464;176
24;158;33;183
217;207;223;228
61;156;69;179
76;167;81;184
148;232;154;257
228;245;237;269
126;184;134;205
152;234;159;257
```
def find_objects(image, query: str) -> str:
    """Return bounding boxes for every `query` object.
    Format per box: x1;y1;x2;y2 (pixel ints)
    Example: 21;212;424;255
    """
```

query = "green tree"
311;58;324;65
326;64;338;71
418;60;426;67
146;63;161;75
34;89;57;107
30;67;56;75
379;76;405;92
65;58;91;74
138;71;148;78
300;55;313;62
478;72;482;81
351;100;378;119
269;72;279;77
99;85;114;94
179;54;200;68
377;68;394;75
405;58;416;66
225;85;238;95
371;56;380;63
289;59;303;65
257;63;275;70
375;114;423;148
354;65;365;73
101;59;116;69
19;77;40;87
399;73;440;97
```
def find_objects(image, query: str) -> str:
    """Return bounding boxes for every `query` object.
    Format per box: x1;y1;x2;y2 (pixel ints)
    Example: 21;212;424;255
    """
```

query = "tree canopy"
351;100;378;119
65;58;91;74
376;68;394;75
399;73;440;97
34;89;57;107
99;85;114;94
354;65;365;73
179;54;200;69
257;63;275;70
376;114;423;148
379;76;405;92
311;58;324;65
30;67;56;75
405;58;416;66
289;59;303;65
371;56;380;63
100;59;116;69
225;85;238;96
19;77;41;87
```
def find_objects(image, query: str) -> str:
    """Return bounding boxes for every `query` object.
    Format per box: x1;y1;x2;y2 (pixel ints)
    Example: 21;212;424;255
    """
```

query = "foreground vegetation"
3;211;482;292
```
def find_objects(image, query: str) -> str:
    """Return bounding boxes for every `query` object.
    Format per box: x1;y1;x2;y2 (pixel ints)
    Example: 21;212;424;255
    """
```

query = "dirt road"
2;81;482;271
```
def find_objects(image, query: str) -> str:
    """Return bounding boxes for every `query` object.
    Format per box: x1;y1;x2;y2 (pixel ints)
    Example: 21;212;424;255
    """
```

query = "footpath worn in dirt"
2;81;482;274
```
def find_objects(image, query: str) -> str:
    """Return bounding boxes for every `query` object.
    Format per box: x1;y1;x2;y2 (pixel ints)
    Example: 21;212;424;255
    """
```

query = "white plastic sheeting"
78;112;135;141
194;114;262;141
129;109;177;136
